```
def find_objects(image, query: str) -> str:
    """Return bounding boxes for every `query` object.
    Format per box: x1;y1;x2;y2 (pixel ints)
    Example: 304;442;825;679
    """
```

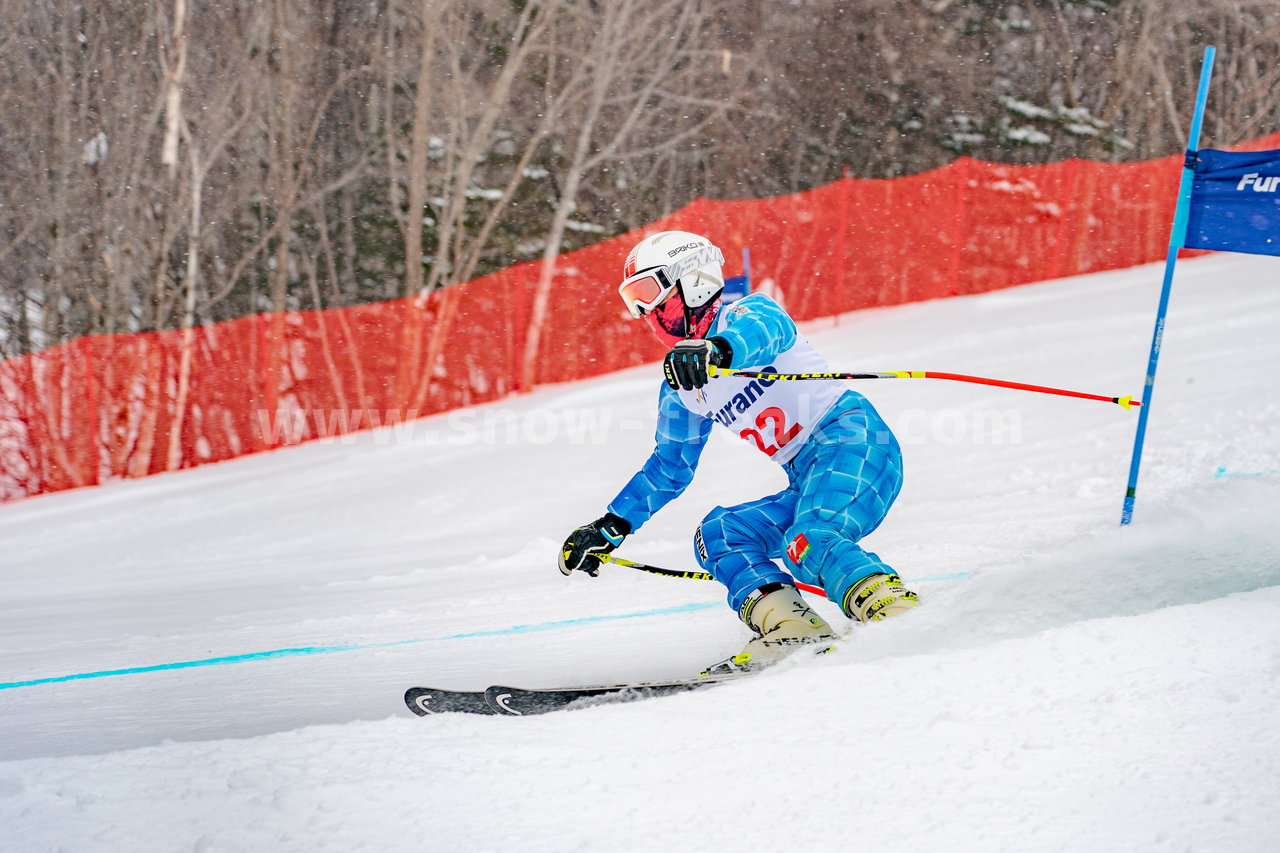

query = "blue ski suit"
607;294;905;613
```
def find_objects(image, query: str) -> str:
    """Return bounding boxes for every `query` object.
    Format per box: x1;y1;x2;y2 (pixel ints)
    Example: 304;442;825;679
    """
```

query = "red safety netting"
3;134;1277;502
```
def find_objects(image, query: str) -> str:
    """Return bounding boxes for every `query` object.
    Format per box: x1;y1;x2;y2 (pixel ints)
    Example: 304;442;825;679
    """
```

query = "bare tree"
520;0;734;390
162;0;265;469
391;0;568;296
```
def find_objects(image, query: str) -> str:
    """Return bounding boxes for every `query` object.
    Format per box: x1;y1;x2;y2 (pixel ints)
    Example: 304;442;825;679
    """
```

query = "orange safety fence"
3;133;1278;503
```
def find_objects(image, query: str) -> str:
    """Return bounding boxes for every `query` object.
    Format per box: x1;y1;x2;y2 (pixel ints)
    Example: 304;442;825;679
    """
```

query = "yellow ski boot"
841;573;920;622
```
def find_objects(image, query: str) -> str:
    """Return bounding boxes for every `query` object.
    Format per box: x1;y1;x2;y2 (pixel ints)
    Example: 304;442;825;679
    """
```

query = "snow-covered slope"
2;253;1278;852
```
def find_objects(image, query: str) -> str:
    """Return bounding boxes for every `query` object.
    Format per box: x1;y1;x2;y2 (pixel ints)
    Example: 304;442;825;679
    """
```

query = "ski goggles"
617;245;724;318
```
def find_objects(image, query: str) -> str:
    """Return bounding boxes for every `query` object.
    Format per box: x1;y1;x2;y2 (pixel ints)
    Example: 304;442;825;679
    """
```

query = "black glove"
663;336;733;391
559;512;631;576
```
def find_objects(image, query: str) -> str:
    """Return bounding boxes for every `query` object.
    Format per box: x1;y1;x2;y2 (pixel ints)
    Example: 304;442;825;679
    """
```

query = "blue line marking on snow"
0;601;716;691
1214;466;1279;479
0;572;969;691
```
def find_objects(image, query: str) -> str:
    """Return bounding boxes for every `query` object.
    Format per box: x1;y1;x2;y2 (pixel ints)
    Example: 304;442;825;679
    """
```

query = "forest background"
3;0;1278;359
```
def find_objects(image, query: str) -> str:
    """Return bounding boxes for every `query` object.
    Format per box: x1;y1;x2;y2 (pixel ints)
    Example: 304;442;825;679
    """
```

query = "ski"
484;677;720;716
404;673;749;717
404;686;497;716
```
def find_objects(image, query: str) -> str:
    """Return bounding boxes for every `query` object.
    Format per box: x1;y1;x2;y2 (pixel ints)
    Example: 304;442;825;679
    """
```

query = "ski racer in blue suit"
559;231;918;671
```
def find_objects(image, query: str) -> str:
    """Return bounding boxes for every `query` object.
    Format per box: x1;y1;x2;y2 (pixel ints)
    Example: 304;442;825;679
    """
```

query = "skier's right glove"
559;512;631;577
662;337;733;391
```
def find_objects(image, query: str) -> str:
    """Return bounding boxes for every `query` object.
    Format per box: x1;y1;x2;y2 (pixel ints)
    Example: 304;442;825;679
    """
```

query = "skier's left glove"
663;336;733;391
559;512;631;577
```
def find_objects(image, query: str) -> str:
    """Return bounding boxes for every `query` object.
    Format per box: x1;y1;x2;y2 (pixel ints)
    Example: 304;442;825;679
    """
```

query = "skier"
558;231;918;671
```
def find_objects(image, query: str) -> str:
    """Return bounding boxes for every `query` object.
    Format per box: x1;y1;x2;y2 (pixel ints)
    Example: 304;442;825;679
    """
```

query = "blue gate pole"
1121;45;1216;525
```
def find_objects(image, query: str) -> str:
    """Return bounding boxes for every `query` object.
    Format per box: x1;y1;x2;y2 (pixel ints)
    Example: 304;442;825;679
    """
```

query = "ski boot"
704;583;838;675
841;573;920;622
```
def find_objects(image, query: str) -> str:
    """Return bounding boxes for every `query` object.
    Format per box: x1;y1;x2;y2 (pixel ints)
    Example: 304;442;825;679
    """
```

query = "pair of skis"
405;672;748;717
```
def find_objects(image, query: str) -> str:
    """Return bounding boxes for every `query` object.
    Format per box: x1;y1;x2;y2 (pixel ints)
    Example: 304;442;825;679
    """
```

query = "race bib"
677;332;845;464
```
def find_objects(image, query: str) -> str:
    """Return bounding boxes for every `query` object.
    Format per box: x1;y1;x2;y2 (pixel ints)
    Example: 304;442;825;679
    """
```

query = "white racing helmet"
618;231;725;319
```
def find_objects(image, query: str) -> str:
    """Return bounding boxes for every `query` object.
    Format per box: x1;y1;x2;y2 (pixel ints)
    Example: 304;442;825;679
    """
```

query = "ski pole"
707;365;1140;410
597;553;828;598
